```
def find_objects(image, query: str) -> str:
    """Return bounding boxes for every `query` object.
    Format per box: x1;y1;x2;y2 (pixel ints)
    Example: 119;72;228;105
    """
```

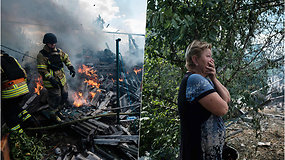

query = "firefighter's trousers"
1;95;27;128
46;83;68;110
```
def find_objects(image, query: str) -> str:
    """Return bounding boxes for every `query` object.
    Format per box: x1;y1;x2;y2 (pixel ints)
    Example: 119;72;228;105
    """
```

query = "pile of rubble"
24;49;143;159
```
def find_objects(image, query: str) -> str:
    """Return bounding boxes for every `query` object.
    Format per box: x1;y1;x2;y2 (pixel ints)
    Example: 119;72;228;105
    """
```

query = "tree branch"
147;91;177;106
156;52;184;66
225;24;281;85
235;1;284;11
254;56;284;71
26;112;139;131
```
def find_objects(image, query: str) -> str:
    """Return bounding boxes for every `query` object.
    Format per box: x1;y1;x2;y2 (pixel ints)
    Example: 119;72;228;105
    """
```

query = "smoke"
2;0;146;104
1;0;107;64
1;0;145;68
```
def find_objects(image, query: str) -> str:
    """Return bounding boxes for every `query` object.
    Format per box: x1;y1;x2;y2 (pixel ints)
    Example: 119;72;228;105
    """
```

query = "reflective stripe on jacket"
37;45;72;88
1;54;29;99
1;81;29;99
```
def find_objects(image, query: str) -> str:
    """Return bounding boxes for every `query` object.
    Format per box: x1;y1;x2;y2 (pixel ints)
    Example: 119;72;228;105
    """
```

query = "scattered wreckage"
22;48;143;159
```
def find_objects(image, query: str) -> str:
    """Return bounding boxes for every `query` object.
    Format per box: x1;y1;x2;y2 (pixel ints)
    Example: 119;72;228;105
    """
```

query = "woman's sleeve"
186;74;216;102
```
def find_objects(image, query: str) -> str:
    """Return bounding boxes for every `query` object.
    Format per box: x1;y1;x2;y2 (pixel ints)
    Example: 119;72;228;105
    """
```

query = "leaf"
171;19;179;29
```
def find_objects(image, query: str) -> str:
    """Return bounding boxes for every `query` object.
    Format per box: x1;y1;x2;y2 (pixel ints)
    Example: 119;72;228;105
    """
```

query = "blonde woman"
178;40;230;159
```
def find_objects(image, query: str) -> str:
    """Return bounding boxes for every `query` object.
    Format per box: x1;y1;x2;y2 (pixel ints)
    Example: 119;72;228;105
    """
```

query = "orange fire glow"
73;64;105;107
134;68;142;74
84;79;100;88
34;76;43;95
78;64;97;77
89;92;96;99
119;78;123;82
72;92;87;107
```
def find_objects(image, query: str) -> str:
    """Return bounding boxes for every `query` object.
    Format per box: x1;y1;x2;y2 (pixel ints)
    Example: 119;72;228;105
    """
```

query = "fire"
73;64;103;107
78;64;97;77
119;78;123;82
89;92;96;99
72;92;88;107
134;68;142;74
34;76;43;95
84;79;100;88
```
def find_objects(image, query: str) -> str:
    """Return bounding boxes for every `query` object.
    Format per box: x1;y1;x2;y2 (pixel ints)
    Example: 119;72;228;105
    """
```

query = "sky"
1;0;147;66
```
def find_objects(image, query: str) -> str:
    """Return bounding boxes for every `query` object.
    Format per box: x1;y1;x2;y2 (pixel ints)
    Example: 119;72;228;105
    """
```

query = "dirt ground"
226;104;284;160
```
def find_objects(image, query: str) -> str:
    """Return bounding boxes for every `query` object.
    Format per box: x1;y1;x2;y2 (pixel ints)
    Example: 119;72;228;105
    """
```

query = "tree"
139;0;284;159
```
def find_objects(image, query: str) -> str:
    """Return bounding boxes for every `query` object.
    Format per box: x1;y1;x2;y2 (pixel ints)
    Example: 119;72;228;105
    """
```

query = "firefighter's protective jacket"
37;45;73;88
1;54;29;99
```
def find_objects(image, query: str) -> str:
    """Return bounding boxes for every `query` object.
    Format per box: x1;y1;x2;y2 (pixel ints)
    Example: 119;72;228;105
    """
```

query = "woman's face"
197;48;213;74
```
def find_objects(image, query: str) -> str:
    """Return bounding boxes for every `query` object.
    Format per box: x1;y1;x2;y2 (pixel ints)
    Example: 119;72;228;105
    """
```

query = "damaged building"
2;37;143;159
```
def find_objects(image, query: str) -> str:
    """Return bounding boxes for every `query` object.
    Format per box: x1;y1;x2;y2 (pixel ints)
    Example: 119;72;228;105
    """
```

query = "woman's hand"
206;59;231;103
206;59;216;80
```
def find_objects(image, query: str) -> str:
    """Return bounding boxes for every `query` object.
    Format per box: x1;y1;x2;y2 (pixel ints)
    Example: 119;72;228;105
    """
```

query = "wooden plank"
86;151;103;160
93;139;120;145
119;125;132;135
88;119;110;130
118;143;138;156
95;135;139;141
71;125;89;137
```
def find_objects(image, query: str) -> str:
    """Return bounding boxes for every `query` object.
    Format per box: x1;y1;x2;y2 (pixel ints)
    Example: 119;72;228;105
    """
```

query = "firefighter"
37;33;76;122
1;51;32;133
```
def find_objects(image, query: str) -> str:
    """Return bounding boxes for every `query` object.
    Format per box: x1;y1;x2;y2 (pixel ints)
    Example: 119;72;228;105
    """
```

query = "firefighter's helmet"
43;33;57;44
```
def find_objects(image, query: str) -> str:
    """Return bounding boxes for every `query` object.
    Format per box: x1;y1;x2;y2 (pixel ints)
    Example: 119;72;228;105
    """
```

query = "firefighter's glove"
68;66;76;77
49;77;60;88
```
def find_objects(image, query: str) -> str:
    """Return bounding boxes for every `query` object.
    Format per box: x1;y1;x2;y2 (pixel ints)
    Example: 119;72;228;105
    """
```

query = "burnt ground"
226;104;284;160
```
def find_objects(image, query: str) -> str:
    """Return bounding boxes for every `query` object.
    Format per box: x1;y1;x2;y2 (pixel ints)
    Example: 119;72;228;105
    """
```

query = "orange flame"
89;92;96;99
84;79;100;88
134;68;142;74
119;78;123;82
72;92;87;107
34;76;43;95
73;64;103;107
78;64;97;77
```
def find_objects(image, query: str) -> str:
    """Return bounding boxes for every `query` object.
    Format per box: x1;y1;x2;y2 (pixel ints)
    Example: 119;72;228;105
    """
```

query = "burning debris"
34;76;43;95
23;48;142;159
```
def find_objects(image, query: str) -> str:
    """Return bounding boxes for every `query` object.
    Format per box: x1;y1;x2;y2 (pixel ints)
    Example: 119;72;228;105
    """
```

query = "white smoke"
1;0;146;107
1;0;110;62
1;0;145;68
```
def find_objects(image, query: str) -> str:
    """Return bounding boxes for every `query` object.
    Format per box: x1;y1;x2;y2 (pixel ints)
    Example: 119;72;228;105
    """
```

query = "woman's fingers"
206;66;215;72
208;60;215;68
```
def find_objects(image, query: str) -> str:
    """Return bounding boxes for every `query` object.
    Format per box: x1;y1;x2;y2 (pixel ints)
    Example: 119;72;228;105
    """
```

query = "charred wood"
86;151;103;160
94;135;139;142
93;145;116;160
93;139;121;145
88;119;110;131
102;102;141;111
71;125;89;137
118;143;138;157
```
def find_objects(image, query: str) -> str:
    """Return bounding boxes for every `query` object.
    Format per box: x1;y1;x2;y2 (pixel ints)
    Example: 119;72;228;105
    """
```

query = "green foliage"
140;56;181;159
140;0;284;159
8;132;49;160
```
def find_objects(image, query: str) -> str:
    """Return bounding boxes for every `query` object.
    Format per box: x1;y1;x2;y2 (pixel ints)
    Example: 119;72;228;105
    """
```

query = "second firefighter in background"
37;33;76;121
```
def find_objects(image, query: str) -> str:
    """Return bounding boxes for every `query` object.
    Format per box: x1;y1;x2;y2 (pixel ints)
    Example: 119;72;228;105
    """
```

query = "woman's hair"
185;40;212;70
